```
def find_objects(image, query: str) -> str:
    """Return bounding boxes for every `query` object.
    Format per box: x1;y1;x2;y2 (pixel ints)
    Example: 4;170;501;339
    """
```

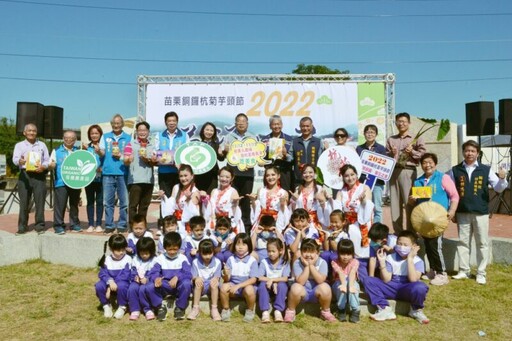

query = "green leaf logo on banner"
61;150;98;189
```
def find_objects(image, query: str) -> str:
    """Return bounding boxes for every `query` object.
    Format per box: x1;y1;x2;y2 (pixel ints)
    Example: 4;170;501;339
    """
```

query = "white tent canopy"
481;135;511;148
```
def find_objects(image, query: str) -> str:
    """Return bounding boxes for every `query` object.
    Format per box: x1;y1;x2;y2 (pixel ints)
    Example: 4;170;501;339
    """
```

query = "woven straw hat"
411;201;449;238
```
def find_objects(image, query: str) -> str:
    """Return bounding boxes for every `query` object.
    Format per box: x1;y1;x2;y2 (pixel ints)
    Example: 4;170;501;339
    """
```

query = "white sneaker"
86;226;95;233
476;274;487;285
94;226;103;233
370;306;396;322
430;273;449;286
261;310;270;323
114;306;126;319
274;310;284;322
409;308;430;324
452;271;470;280
103;304;113;318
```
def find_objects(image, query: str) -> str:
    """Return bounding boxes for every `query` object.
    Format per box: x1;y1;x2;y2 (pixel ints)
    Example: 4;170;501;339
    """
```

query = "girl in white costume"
326;164;374;258
160;164;201;237
289;164;330;241
204;166;244;234
249;165;290;232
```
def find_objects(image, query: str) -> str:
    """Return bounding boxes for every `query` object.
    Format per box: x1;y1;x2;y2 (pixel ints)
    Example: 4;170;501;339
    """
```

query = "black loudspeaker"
43;105;64;139
499;99;512;135
465;101;495;136
16;102;45;136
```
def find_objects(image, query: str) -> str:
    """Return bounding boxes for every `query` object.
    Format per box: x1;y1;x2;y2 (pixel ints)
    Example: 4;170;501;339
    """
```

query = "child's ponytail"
98;240;108;267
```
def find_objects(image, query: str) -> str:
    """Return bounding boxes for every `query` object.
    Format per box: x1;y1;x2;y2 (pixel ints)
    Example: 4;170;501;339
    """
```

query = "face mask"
214;231;229;241
260;231;274;240
165;253;179;260
370;241;381;251
394;245;412;258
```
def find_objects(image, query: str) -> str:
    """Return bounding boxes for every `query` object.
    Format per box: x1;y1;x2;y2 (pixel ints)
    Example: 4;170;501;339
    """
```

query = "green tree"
292;64;349;75
0;117;25;176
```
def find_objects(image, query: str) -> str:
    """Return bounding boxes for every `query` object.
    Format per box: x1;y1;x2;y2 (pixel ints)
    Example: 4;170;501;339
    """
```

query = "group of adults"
13;111;508;285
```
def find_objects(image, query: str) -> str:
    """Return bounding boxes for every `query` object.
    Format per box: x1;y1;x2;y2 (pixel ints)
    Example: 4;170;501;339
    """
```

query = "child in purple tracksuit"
365;230;430;324
183;216;218;264
144;232;192;321
187;239;223;321
126;214;154;257
213;216;235;263
127;237;157;321
257;238;290;323
220;233;259;322
95;234;132;319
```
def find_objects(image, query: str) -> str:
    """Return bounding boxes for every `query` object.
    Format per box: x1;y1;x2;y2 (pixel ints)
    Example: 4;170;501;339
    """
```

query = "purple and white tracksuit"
127;231;154;256
225;254;259;296
191;257;222;295
364;253;429;310
257;258;290;312
144;253;192;310
95;254;132;306
183;234;218;264
127;256;157;313
292;258;328;303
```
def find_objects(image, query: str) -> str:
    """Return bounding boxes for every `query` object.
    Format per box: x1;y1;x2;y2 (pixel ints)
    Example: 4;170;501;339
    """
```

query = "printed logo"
61;150;98;189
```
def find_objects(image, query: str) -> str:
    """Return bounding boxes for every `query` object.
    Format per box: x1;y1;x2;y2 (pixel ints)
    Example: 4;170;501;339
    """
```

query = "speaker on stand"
465;101;495;163
16;102;45;136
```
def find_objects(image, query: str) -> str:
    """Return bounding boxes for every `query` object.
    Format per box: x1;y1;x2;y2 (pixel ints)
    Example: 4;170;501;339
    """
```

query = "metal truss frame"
137;73;395;137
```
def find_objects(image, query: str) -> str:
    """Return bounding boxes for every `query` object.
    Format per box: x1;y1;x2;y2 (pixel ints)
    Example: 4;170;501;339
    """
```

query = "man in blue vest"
49;130;81;235
154;111;189;198
449;140;508;285
99;114;132;233
290;117;324;187
261;115;293;191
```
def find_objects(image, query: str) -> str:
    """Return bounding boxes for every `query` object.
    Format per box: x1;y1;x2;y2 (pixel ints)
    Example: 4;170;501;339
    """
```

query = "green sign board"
174;141;217;175
61;150;98;189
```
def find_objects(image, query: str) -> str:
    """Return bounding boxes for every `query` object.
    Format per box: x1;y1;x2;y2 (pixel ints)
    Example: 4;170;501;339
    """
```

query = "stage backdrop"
144;82;386;146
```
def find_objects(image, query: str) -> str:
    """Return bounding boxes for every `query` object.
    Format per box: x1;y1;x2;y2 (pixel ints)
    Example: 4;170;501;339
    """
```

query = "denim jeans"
332;280;360;311
86;181;103;226
372;184;385;223
103;175;128;231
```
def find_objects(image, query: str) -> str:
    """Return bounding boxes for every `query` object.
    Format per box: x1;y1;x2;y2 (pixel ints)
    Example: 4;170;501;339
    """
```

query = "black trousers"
54;185;81;228
424;235;446;273
231;175;254;231
128;183;153;227
17;170;47;232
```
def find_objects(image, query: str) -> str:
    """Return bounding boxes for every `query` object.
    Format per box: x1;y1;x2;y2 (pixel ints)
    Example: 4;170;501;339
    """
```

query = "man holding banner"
49;130;81;235
261;115;293;191
290;117;324;187
356;124;387;223
221;113;258;230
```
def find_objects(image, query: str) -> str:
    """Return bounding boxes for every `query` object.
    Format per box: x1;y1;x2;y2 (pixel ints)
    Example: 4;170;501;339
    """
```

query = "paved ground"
1;201;510;239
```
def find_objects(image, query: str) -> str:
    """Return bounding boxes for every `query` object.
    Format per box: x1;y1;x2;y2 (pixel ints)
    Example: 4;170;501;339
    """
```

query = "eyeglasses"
335;134;347;138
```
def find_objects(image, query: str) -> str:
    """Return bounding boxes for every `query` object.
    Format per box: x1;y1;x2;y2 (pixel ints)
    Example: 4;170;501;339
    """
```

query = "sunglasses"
335;134;347;138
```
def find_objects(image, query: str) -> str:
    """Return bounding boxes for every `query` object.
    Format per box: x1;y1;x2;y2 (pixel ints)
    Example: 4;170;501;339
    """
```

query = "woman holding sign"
195;122;225;193
249;165;290;231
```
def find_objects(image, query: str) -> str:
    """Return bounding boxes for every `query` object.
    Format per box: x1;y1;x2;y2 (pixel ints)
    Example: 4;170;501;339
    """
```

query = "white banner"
145;83;358;143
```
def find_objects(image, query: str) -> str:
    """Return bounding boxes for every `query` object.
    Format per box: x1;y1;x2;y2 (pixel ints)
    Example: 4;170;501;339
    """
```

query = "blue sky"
1;0;511;130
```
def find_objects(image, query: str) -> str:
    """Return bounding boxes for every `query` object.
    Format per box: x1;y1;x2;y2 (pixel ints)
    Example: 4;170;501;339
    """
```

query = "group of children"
95;208;430;324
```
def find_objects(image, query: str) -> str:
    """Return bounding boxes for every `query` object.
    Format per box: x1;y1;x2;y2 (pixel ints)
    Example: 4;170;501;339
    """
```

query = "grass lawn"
1;260;510;340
